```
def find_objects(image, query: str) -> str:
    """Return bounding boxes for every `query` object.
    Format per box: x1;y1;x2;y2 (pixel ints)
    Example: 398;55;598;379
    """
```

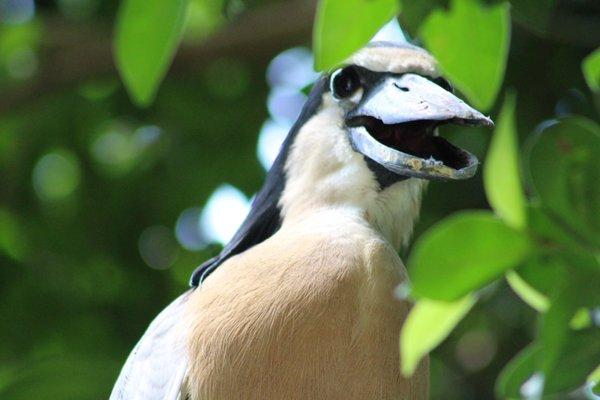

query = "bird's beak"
346;73;493;180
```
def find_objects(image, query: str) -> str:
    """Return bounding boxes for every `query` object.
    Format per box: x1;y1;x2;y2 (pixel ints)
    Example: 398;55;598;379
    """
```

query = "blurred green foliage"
0;0;599;399
115;0;190;106
420;0;510;110
313;0;399;71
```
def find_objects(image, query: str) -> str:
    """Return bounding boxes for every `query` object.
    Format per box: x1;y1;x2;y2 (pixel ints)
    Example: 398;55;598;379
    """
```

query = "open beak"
346;73;493;181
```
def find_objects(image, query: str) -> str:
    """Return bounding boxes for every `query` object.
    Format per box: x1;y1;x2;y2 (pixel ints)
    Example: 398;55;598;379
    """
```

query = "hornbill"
111;40;492;400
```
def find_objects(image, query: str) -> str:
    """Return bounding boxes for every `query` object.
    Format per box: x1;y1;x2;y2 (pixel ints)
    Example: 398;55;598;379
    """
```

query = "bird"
110;32;492;400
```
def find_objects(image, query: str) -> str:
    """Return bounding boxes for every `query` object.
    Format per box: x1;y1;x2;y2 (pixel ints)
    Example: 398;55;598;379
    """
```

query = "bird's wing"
110;291;192;400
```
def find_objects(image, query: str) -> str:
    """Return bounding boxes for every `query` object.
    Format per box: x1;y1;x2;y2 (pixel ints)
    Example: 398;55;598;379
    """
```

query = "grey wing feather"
110;291;192;400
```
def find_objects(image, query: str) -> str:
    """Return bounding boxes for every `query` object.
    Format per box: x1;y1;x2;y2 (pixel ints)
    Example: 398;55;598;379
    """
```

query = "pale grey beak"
346;73;493;181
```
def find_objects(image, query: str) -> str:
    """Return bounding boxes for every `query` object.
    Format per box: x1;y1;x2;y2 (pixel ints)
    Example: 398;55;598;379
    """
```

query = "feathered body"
111;41;491;400
184;72;429;397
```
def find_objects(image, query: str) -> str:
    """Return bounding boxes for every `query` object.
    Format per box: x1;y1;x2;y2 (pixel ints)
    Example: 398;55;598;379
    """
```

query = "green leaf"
497;329;600;398
409;211;532;301
506;270;549;312
399;0;445;35
589;365;600;390
313;0;400;71
583;47;600;92
528;204;587;253
419;0;510;110
400;295;475;376
539;268;600;393
484;91;527;230
526;117;600;249
544;329;600;395
496;342;542;399
511;253;565;307
114;0;190;107
539;282;584;377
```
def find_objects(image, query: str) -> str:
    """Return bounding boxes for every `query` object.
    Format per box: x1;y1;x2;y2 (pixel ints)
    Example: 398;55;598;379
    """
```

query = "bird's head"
327;42;493;184
280;42;492;223
190;40;494;285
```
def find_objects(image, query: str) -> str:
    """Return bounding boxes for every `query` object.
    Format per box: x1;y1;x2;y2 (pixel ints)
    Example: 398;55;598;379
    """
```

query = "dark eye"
434;77;453;93
330;67;361;99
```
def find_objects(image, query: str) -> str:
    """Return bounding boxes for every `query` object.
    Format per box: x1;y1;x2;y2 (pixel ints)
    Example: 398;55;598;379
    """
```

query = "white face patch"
279;93;426;250
276;44;450;249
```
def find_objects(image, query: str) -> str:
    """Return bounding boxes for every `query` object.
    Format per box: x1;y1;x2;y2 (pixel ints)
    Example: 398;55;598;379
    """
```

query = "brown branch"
0;0;317;115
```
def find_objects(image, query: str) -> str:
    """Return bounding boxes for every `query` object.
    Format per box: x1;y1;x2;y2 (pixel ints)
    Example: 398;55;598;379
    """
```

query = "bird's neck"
278;101;427;251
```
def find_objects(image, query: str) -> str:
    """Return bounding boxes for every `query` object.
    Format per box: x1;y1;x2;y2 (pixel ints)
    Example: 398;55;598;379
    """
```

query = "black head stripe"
190;76;329;286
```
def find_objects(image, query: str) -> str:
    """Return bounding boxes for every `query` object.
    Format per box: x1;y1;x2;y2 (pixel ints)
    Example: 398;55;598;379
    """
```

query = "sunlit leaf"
409;211;532;301
400;295;475;376
569;308;592;330
589;365;600;390
509;253;565;311
115;0;190;106
419;0;510;110
583;47;600;92
484;91;527;230
399;0;445;35
526;117;600;249
313;0;400;71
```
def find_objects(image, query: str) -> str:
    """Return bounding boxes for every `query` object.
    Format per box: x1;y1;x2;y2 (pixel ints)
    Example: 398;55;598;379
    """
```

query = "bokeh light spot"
91;129;136;172
267;47;318;90
455;329;497;372
183;0;224;44
32;149;81;202
267;87;306;124
257;118;289;170
175;207;206;251
200;184;251;245
6;46;37;80
521;372;545;399
0;0;35;25
138;226;179;270
91;122;164;176
133;125;162;148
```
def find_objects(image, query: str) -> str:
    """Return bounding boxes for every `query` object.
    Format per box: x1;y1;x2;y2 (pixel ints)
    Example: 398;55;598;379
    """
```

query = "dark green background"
0;0;598;398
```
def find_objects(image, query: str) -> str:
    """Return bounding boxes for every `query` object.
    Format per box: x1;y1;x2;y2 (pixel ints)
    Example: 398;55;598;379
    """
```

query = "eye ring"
330;67;361;99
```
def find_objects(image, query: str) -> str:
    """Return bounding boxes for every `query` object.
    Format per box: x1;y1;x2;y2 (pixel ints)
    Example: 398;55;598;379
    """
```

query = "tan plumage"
183;46;431;399
185;207;427;399
112;41;491;400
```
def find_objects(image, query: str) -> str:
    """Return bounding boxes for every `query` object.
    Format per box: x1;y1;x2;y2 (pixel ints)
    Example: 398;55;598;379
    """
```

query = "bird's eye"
434;77;453;93
330;67;361;99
